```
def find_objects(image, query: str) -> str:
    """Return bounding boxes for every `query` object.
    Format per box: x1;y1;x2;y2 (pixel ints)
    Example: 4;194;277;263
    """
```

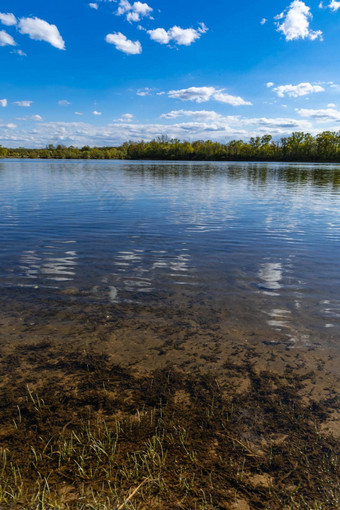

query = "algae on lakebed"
0;343;339;509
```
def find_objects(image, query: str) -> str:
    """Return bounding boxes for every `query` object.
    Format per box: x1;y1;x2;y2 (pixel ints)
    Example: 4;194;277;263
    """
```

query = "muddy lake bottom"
0;294;339;509
0;160;340;508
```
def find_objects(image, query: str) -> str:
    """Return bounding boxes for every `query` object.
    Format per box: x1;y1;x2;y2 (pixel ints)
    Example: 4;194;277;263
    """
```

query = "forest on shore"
1;131;340;162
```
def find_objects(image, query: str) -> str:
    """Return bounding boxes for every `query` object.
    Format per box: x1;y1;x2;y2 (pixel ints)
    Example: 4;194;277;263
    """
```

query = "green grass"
0;350;339;509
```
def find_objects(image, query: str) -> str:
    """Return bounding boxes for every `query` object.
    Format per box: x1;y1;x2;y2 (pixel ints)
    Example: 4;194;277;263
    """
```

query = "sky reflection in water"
0;160;339;349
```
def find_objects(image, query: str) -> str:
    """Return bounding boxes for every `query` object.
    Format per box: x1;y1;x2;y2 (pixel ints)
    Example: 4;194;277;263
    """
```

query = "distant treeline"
1;131;340;162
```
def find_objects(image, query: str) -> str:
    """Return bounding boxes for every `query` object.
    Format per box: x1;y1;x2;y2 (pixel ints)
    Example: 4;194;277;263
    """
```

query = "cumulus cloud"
148;23;208;46
0;12;17;26
13;100;33;107
93;111;102;115
168;86;252;106
275;0;322;41
320;1;340;10
260;18;267;25
0;99;7;107
18;17;65;50
89;3;99;9
273;82;325;97
58;100;71;106
329;0;340;10
105;32;142;54
266;82;274;88
116;0;153;22
297;107;340;120
0;30;16;46
116;113;134;122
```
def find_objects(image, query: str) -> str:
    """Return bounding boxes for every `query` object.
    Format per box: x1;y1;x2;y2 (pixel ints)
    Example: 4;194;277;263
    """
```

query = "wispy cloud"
168;86;252;106
0;30;16;46
13;100;33;107
0;116;314;148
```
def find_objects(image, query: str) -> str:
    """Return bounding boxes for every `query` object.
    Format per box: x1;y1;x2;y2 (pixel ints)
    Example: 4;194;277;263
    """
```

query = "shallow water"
0;160;339;353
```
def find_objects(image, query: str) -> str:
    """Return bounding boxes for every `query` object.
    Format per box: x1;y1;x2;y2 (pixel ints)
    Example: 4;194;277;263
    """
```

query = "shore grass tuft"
0;348;339;509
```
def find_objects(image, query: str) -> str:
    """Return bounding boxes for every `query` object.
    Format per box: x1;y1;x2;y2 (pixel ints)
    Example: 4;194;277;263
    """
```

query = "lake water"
0;160;339;360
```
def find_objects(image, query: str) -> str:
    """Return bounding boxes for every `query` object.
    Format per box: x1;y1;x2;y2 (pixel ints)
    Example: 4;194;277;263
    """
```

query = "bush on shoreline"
1;131;340;162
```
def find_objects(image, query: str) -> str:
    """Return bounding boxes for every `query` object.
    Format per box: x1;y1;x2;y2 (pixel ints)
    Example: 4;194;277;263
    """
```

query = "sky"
0;0;340;147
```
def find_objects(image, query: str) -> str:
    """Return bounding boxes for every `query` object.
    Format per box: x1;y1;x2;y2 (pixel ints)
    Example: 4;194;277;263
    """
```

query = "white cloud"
105;32;142;54
168;86;252;106
260;18;267;25
13;100;33;107
322;0;340;10
0;123;16;129
0;116;314;148
13;100;31;108
148;23;208;46
137;87;152;96
58;100;71;106
0;12;17;26
273;82;325;97
116;1;153;22
147;28;170;44
89;3;99;9
213;91;252;106
161;110;226;122
19;114;43;121
75;112;83;116
266;82;274;88
329;0;340;10
168;87;216;103
0;30;16;46
13;49;27;56
275;0;322;41
297;107;340;120
327;103;336;107
0;99;7;107
18;17;65;50
93;111;102;115
117;113;134;122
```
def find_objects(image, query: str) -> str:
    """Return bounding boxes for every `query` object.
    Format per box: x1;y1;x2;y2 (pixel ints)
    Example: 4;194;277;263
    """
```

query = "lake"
0;160;339;374
1;159;340;508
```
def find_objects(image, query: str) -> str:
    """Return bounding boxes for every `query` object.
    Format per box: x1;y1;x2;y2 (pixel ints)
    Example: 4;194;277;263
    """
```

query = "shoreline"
1;131;340;163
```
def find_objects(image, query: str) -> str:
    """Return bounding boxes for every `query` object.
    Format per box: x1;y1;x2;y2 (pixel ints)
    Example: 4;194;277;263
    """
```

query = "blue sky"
0;0;340;147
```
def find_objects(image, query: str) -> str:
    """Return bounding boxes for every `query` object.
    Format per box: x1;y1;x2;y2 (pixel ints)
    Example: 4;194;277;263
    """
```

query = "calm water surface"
0;160;339;350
